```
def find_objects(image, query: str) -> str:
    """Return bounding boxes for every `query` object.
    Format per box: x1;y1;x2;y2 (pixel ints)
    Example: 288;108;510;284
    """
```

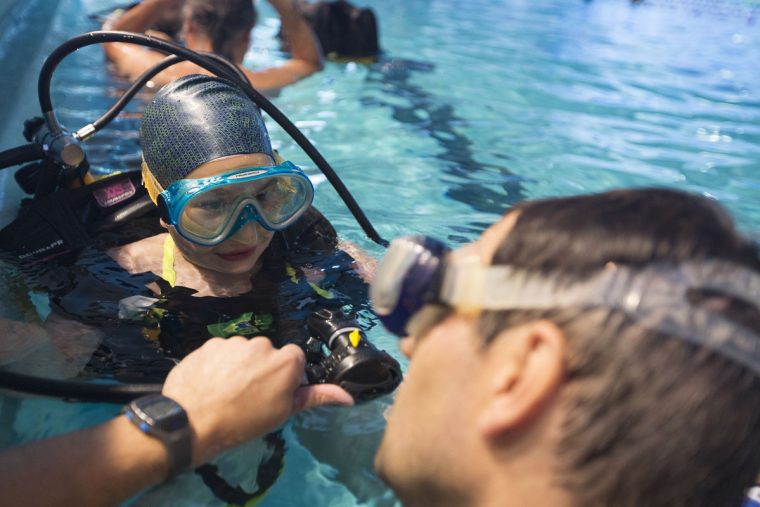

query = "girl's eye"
197;200;225;211
254;182;277;203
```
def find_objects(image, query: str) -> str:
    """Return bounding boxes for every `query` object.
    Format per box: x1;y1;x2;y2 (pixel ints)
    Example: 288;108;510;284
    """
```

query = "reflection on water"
363;57;526;214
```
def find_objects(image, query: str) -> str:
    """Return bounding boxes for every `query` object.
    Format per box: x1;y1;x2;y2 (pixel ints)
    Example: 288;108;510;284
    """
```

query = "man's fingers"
292;385;354;413
278;343;307;369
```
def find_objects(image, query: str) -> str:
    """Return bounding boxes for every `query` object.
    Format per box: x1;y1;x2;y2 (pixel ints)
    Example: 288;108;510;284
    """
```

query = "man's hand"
162;336;353;465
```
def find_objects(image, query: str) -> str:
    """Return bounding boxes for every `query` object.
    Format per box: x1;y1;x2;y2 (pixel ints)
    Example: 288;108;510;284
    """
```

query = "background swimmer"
102;0;324;92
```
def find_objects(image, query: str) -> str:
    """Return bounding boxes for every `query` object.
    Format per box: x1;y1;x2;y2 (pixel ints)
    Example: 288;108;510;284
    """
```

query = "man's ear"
477;319;565;440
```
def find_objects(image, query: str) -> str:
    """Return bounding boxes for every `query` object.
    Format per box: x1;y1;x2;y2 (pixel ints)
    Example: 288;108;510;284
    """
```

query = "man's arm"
0;336;352;507
337;239;377;283
0;415;175;507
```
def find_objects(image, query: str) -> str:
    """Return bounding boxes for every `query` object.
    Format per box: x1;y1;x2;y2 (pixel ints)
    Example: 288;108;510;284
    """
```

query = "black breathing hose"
38;32;240;112
89;51;250;134
0;144;45;170
89;55;183;134
0;370;161;404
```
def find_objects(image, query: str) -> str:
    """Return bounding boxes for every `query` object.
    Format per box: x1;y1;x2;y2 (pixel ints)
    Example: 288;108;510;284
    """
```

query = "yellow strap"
162;235;176;287
285;263;298;284
307;281;335;299
286;262;335;299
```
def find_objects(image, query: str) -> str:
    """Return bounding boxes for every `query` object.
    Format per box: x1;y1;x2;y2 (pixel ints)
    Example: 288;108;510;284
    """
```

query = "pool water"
0;0;759;505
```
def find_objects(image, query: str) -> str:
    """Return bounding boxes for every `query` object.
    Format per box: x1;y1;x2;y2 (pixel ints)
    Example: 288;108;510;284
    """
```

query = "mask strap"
161;234;177;287
141;159;165;205
441;259;760;376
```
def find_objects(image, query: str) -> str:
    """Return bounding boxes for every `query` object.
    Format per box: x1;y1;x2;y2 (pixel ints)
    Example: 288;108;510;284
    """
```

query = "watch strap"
162;425;193;478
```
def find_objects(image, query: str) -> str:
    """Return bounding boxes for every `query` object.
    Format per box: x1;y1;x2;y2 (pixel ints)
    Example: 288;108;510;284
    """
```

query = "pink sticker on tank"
93;178;136;208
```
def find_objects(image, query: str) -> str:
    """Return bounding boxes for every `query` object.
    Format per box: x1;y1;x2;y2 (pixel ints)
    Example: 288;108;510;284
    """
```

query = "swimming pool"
0;0;758;505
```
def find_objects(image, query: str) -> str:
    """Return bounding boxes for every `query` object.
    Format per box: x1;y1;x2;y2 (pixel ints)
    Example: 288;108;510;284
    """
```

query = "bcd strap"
194;431;285;506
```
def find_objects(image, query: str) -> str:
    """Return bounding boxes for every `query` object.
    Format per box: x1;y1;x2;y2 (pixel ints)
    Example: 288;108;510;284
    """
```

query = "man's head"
183;0;257;63
375;188;760;507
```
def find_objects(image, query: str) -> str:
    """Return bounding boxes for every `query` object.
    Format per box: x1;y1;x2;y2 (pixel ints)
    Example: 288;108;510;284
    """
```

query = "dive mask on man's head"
370;235;760;377
370;235;450;337
156;161;314;246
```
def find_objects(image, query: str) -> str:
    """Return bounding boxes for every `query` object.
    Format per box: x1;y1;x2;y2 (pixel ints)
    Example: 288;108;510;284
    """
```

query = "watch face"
133;395;189;432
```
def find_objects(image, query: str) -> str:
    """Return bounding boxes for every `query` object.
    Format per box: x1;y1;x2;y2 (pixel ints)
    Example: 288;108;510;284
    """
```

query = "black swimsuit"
39;206;369;382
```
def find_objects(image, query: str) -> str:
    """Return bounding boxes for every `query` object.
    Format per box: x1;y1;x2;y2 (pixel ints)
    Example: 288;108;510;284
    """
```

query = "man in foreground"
2;188;759;506
372;187;760;506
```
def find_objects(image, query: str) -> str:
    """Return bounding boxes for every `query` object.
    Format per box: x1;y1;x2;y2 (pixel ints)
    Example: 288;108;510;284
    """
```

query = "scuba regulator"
305;309;402;402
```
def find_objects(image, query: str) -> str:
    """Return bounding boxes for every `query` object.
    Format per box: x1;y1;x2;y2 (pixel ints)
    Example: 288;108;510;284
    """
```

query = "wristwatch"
124;394;193;479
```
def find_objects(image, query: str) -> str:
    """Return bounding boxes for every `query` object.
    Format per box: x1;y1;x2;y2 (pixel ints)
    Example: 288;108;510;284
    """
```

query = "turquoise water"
0;0;759;505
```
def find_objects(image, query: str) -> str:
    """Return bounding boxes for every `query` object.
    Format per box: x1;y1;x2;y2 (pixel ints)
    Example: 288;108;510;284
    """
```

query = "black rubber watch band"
124;394;193;479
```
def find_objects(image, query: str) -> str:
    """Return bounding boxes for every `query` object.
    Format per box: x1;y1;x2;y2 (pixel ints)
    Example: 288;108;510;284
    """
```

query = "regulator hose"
87;52;250;136
0;370;161;403
88;55;183;136
0;144;45;170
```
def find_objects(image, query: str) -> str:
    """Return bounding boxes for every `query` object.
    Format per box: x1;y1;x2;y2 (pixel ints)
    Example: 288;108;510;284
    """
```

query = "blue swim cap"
140;74;273;189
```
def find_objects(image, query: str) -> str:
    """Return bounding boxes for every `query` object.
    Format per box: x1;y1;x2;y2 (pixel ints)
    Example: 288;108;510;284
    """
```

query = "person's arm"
102;0;188;82
244;0;324;91
0;336;352;507
0;312;101;379
336;239;377;283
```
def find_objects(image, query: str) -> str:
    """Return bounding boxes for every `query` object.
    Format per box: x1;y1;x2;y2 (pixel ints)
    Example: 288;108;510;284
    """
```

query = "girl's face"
165;153;277;275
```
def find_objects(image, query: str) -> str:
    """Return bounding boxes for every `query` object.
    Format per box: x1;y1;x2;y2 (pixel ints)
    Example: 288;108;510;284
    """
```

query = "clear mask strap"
442;259;760;376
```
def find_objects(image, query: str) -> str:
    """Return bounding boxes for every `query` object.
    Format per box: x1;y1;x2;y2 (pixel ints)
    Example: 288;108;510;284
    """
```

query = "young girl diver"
111;74;326;296
108;74;375;356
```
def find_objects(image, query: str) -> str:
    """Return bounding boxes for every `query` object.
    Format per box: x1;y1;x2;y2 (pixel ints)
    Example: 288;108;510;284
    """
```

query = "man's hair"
185;0;257;61
479;188;760;507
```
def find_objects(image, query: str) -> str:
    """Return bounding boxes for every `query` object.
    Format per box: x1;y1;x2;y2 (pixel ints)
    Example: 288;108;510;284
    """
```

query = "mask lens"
177;173;313;243
253;174;313;228
180;187;233;240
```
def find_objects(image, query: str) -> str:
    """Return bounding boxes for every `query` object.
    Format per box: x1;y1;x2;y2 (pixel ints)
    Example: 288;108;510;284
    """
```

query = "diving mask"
370;235;760;376
156;161;314;246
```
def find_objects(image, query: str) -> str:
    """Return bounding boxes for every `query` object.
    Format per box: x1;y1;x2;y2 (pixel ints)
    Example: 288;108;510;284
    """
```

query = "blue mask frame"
156;161;314;246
